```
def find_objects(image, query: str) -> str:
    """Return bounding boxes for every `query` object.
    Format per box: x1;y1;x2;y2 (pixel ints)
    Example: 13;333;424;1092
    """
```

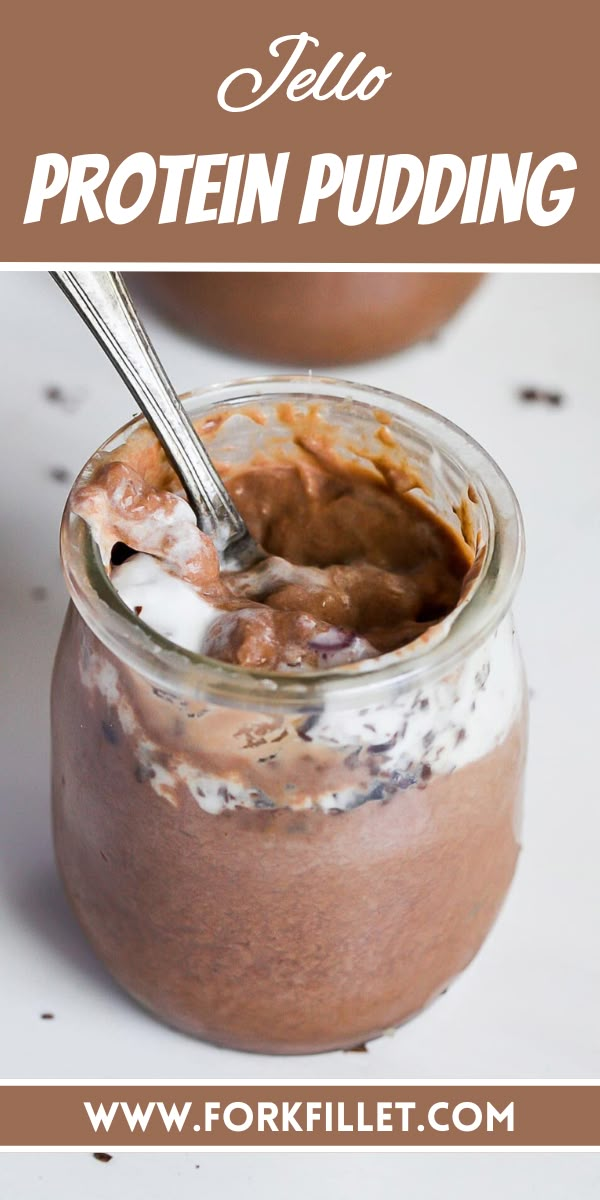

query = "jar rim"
60;373;525;711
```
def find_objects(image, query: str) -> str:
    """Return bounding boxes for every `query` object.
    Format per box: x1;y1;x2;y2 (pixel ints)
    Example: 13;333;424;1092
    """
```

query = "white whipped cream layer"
78;606;523;814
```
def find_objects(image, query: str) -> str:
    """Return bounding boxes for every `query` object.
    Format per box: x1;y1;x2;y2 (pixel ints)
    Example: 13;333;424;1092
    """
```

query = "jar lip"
60;373;525;710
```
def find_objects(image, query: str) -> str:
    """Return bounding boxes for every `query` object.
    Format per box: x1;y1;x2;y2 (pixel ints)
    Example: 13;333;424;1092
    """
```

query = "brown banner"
1;0;598;263
0;1085;598;1148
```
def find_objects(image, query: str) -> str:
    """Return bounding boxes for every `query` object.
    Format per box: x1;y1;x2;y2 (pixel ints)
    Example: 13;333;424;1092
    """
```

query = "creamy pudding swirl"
72;446;473;672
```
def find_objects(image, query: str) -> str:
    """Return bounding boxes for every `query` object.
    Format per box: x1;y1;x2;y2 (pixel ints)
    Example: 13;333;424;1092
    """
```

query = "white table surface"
0;1150;598;1200
0;271;599;1191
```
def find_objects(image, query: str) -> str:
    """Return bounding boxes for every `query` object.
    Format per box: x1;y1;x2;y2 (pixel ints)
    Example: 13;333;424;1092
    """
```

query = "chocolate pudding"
52;378;527;1053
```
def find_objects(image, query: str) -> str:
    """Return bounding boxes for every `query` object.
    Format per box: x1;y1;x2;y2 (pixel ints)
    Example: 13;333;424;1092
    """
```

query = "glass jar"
52;375;527;1055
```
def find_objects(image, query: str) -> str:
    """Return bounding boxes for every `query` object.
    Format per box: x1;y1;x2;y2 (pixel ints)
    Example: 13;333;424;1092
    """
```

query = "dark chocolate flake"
369;734;398;754
48;466;71;484
517;386;564;407
345;1042;368;1053
44;384;83;411
93;1153;112;1163
297;713;319;742
135;762;156;783
40;1012;54;1020
44;385;63;403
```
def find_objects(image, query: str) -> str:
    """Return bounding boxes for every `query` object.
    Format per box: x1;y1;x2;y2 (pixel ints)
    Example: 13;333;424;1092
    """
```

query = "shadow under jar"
52;376;527;1055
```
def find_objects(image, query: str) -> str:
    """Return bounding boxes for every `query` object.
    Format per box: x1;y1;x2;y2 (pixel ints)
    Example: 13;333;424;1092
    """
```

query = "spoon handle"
51;270;262;569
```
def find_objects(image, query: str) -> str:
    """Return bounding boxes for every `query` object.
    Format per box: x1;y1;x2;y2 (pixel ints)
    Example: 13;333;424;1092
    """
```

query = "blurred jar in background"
131;272;482;365
53;377;525;1054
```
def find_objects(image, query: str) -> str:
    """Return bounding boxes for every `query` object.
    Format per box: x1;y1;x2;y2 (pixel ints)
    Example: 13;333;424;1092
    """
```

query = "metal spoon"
51;270;264;572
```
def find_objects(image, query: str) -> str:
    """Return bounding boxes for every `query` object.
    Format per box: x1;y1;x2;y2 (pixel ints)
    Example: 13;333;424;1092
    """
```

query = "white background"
0;1150;599;1199
0;272;598;1193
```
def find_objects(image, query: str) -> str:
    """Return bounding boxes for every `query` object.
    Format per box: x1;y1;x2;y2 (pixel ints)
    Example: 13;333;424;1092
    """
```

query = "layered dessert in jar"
52;376;527;1054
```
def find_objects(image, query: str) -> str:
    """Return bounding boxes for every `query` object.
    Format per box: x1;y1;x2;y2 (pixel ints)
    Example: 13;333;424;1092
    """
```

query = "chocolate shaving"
48;466;71;484
135;762;156;783
297;713;319;741
44;385;63;403
44;384;83;412
518;386;564;407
